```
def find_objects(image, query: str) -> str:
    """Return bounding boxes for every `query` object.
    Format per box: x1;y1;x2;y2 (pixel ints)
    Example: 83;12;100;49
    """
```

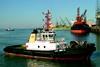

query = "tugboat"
71;8;91;35
4;10;96;61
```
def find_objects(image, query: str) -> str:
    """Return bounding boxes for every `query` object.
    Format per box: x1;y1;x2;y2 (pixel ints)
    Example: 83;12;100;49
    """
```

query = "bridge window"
49;34;53;37
43;35;45;38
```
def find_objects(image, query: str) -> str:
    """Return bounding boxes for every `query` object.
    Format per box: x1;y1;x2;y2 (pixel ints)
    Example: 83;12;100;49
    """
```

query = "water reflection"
96;34;100;51
26;59;95;67
2;55;96;67
72;33;89;41
3;55;27;67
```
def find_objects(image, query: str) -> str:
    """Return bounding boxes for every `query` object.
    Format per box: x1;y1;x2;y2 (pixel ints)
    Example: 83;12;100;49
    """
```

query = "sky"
0;0;97;28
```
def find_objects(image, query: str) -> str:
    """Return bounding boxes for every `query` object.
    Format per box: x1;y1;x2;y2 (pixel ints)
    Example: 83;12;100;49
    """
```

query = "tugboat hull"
4;45;96;61
71;24;90;35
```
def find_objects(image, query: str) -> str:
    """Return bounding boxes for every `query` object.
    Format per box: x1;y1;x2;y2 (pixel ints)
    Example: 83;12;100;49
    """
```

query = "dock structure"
96;0;100;26
91;26;100;33
91;0;100;33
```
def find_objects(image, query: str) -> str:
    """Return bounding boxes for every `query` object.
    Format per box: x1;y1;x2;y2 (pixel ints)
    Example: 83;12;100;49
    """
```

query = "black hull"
4;45;96;61
71;24;90;34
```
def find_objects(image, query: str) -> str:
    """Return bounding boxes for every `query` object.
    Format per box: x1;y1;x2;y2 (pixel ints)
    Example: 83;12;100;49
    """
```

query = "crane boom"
65;17;71;26
81;9;87;18
59;17;66;25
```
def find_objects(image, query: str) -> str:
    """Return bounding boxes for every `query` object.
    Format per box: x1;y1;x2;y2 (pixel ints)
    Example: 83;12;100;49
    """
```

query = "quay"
91;26;100;34
91;0;100;34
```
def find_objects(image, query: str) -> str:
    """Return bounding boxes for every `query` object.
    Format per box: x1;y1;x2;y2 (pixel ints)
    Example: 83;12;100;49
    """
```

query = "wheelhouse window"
42;34;48;40
43;35;45;38
45;35;48;37
49;34;53;37
41;33;54;41
43;35;45;40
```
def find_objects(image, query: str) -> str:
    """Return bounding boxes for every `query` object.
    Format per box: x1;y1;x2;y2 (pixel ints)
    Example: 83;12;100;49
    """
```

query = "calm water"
0;29;100;67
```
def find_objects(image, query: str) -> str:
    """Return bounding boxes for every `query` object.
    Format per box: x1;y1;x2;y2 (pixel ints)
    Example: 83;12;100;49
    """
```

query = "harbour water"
0;29;100;67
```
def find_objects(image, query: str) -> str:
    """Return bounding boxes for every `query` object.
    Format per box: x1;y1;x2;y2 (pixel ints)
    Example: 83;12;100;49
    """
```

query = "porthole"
44;46;46;48
38;46;40;48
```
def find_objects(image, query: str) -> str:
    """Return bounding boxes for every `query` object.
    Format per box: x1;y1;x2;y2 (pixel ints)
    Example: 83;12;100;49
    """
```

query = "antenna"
77;7;80;16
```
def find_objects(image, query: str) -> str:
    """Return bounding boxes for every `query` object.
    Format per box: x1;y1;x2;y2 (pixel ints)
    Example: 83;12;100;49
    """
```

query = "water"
0;29;100;67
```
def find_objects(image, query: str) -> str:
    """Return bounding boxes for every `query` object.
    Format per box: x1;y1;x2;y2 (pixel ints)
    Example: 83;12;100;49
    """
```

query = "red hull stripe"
71;30;86;34
5;52;85;61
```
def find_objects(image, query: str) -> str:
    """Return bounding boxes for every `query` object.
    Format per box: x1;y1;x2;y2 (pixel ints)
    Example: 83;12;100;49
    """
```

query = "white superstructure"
25;29;66;51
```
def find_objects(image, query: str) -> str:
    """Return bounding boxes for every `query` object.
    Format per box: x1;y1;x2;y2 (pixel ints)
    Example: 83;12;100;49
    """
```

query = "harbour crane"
59;17;66;26
65;17;71;26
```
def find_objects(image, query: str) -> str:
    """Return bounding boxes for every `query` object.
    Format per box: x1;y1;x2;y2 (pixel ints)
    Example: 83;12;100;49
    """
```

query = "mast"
76;7;82;22
43;10;52;30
